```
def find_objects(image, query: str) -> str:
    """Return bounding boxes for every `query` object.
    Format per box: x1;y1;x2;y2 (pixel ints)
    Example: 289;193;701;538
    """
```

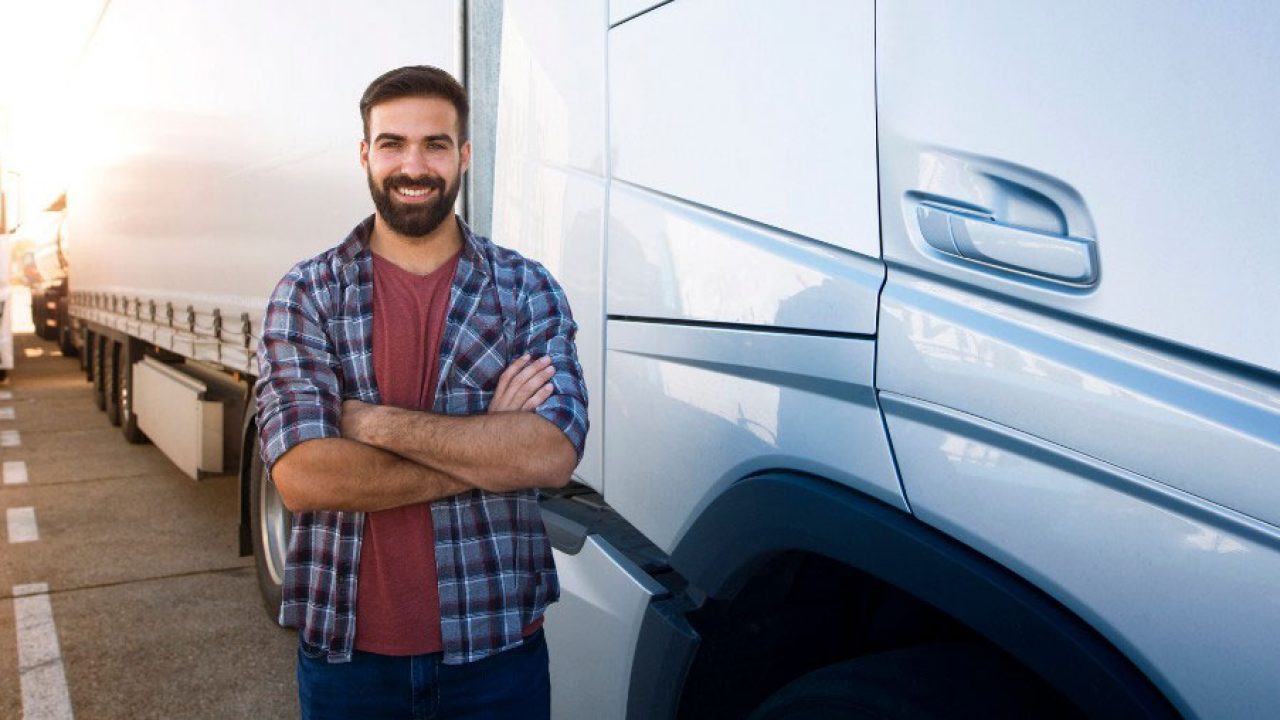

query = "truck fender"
628;472;1174;719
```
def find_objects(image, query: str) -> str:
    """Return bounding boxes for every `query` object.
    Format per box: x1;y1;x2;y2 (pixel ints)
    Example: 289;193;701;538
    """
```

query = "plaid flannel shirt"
254;215;588;664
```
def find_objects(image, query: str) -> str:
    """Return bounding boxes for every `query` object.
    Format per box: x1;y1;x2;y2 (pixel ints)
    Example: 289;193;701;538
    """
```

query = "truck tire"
83;330;95;380
57;301;77;357
748;642;1080;720
250;442;291;620
105;341;122;426
115;347;146;443
38;290;58;341
92;336;107;410
31;295;46;341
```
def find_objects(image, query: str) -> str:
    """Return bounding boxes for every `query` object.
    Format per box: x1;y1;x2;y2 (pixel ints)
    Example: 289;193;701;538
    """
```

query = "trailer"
65;0;465;605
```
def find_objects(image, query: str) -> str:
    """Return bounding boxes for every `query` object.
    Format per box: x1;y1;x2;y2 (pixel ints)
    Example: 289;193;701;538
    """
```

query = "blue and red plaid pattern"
255;215;588;664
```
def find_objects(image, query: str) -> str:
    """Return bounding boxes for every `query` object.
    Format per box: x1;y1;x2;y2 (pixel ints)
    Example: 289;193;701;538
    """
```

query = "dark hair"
359;65;469;142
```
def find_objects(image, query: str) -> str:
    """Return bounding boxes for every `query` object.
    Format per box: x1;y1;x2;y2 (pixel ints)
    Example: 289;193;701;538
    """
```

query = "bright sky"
0;0;109;223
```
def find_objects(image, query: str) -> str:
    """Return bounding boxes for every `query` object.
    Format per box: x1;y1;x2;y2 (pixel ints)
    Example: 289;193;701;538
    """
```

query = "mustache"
384;174;445;193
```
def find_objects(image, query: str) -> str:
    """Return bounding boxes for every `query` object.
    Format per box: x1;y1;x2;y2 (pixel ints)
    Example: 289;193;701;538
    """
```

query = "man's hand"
488;354;556;413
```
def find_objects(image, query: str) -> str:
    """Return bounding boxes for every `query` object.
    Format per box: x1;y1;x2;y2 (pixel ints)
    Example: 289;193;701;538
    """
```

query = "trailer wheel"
31;295;46;341
747;642;1079;720
115;347;146;443
57;301;77;357
105;341;122;426
83;330;95;380
92;335;107;410
250;443;291;620
38;290;59;341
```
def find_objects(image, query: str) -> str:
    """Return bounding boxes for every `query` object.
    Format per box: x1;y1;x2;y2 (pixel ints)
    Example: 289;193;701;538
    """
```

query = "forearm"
353;406;577;492
271;437;473;512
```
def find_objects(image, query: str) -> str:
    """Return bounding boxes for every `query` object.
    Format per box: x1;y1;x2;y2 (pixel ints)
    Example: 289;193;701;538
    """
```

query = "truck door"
603;0;896;553
876;3;1280;716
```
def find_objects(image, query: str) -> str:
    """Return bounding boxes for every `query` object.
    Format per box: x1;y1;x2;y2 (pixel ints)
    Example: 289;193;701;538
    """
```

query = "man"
254;65;588;719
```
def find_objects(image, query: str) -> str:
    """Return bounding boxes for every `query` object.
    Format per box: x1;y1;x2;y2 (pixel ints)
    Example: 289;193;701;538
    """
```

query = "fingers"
496;354;531;388
490;354;531;412
488;355;556;413
520;381;555;411
507;355;554;399
494;354;531;398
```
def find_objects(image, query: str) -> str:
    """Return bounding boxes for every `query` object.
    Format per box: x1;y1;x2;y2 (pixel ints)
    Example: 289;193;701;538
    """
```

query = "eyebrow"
372;132;455;147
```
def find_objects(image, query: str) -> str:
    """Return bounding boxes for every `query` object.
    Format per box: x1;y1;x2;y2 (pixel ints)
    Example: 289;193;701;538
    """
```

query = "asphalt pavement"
0;331;297;719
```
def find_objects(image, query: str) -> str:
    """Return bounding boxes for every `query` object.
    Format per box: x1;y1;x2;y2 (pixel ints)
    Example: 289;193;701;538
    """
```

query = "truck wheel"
39;291;58;341
115;348;146;443
105;341;122;426
748;642;1079;720
92;336;107;410
31;296;46;340
57;301;77;357
250;443;291;620
83;330;95;380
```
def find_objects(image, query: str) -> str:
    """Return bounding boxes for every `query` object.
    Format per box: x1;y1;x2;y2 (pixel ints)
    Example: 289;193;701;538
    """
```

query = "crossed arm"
270;355;577;513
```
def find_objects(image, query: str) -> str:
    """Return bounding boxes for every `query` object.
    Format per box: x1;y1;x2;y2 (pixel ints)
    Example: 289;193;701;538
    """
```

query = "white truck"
67;2;1278;719
10;198;72;354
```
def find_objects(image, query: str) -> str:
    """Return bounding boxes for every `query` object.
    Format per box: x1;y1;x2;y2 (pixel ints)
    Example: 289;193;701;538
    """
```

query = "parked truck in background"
63;1;1279;719
12;195;73;354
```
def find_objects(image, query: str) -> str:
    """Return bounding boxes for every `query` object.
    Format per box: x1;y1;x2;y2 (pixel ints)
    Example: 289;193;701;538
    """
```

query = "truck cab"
486;2;1280;718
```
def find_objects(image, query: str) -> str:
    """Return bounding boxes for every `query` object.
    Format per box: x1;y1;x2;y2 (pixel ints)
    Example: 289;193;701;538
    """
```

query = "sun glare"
0;0;108;221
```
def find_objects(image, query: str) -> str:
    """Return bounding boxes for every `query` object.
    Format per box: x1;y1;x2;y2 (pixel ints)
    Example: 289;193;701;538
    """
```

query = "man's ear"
460;140;472;174
359;139;369;170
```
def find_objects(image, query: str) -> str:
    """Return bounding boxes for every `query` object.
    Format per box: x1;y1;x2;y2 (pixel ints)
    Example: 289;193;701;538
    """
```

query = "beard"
366;168;461;238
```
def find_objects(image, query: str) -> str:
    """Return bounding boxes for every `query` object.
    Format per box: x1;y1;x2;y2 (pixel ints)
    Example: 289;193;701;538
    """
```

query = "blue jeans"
296;630;551;720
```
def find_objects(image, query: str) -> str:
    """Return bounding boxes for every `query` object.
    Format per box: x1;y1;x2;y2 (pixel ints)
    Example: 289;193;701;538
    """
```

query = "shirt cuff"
260;401;343;471
534;395;588;462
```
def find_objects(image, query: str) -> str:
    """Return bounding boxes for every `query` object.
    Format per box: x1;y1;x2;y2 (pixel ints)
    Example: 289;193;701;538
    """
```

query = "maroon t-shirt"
354;250;460;655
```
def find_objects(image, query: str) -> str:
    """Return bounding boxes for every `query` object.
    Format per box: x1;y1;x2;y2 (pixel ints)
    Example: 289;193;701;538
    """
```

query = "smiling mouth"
393;186;437;202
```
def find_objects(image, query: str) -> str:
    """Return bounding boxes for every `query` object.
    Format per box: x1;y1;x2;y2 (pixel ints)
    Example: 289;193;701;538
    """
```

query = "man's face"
360;96;471;238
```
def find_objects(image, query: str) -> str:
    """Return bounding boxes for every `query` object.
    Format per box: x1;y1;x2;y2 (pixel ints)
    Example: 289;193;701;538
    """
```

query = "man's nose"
400;145;431;175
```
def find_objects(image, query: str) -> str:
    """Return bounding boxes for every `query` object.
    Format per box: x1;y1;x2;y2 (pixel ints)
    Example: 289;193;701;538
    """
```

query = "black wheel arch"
628;472;1177;720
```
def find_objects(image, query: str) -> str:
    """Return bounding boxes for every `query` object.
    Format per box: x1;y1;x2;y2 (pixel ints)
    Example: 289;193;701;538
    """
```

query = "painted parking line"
13;583;75;720
4;461;29;485
0;391;12;400
7;507;39;543
0;407;15;421
1;430;20;448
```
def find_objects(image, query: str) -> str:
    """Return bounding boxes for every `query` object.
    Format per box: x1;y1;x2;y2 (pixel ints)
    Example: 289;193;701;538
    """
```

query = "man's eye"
428;143;447;151
379;141;402;150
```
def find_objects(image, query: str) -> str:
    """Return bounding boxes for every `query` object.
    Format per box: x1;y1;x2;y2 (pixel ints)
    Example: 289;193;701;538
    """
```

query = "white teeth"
398;187;430;197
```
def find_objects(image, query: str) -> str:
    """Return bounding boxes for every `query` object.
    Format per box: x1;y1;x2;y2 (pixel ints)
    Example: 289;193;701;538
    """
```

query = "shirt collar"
337;214;488;277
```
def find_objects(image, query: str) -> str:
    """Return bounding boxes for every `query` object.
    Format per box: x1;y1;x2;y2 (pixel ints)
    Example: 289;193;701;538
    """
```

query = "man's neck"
369;214;463;275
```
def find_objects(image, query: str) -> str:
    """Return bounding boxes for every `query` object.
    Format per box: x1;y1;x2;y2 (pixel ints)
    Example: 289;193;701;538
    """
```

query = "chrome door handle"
916;204;1098;285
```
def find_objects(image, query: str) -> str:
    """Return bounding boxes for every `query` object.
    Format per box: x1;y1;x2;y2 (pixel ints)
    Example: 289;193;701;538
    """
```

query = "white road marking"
2;430;21;447
7;507;39;543
0;391;12;400
13;583;75;720
4;461;29;485
0;407;15;420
